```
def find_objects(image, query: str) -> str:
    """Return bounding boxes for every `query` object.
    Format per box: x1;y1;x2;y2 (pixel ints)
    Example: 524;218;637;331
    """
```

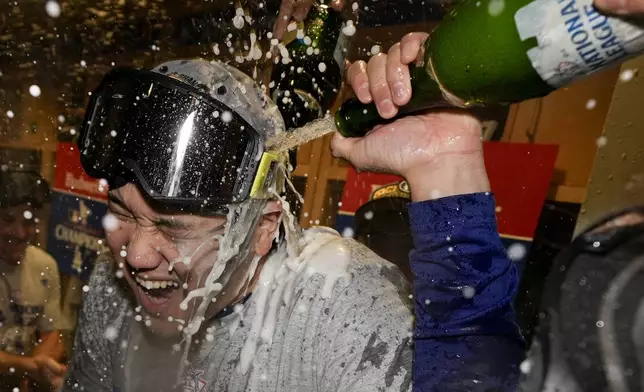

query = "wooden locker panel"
503;65;621;203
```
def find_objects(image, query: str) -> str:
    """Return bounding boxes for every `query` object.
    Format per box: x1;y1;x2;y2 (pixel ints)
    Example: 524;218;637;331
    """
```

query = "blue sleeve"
409;192;525;391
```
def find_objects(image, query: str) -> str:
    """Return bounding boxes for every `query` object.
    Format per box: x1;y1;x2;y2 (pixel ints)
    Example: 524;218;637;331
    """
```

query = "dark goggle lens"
80;70;259;206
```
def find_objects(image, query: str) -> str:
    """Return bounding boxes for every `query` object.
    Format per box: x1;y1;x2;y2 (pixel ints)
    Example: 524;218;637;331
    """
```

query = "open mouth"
134;276;181;309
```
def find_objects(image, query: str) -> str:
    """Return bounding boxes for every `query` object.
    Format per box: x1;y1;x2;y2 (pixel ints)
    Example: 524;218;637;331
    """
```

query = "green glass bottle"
335;0;644;138
270;3;346;130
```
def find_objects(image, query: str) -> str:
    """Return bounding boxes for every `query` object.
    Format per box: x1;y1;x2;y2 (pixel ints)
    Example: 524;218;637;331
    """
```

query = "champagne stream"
266;117;336;152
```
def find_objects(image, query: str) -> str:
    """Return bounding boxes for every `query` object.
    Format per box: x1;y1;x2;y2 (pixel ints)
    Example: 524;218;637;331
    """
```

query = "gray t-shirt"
63;231;413;392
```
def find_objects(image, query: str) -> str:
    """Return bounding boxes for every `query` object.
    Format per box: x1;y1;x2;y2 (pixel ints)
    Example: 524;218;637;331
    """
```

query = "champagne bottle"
335;0;644;138
270;3;347;131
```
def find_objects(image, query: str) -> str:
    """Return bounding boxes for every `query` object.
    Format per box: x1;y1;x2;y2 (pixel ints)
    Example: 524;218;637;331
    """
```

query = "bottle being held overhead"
334;0;644;138
270;3;347;131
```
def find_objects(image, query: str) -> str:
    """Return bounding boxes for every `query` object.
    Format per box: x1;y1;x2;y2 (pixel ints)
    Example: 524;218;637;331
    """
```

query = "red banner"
52;142;108;201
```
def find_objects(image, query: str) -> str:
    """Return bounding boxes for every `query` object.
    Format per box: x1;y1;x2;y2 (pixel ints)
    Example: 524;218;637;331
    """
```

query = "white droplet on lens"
102;213;119;232
104;326;118;341
596;136;607;148
462;286;476;299
341;227;354;238
29;85;41;97
507;243;527;261
620;69;635;82
45;1;61;18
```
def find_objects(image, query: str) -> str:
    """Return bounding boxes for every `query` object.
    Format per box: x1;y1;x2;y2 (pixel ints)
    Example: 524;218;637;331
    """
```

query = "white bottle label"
515;0;644;88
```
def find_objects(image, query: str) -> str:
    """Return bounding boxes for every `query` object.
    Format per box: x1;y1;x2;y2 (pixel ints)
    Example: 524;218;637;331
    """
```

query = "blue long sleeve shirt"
409;193;525;391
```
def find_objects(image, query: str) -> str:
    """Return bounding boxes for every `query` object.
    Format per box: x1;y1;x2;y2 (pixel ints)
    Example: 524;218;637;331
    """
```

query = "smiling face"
105;183;281;338
0;204;39;265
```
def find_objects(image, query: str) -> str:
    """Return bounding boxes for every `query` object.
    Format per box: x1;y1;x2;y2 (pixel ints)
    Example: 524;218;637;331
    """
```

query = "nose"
125;227;168;271
9;220;28;241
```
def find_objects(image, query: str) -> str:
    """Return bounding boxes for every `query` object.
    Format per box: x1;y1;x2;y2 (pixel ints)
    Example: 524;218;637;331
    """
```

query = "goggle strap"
250;152;287;199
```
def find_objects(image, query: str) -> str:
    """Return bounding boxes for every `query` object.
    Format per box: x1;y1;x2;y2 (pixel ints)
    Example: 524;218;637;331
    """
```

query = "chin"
1;245;27;265
143;317;183;338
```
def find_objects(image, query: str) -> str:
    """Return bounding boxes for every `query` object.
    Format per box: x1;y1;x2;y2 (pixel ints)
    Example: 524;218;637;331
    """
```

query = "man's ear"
254;200;283;257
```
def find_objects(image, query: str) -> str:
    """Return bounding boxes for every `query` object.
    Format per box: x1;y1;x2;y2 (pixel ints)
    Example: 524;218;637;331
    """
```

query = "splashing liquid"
174;200;266;380
266;117;336;152
237;227;351;374
168;162;312;382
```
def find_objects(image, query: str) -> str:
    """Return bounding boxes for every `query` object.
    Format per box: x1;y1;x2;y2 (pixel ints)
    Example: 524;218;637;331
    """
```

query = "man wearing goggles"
63;59;414;392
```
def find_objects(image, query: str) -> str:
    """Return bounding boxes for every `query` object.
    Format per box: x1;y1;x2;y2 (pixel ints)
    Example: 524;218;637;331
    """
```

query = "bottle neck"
301;5;342;55
277;89;324;129
335;62;454;138
272;5;343;130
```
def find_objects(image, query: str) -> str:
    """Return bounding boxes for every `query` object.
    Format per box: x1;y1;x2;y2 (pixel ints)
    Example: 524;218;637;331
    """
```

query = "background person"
353;180;414;282
518;207;644;391
0;169;68;391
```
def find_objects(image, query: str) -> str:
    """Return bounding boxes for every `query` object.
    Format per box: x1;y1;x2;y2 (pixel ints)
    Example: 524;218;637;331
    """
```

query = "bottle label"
515;0;644;88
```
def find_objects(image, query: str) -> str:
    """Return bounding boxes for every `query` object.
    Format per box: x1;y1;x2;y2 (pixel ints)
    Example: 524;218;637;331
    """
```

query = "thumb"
330;132;373;170
594;0;644;14
330;132;357;162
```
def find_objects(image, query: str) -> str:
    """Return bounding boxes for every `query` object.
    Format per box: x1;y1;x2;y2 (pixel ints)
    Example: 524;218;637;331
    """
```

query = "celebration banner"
47;143;109;281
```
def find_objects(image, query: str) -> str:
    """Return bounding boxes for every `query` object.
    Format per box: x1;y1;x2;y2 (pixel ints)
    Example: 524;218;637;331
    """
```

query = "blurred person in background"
517;207;644;391
353;180;414;282
515;2;644;390
0;170;68;391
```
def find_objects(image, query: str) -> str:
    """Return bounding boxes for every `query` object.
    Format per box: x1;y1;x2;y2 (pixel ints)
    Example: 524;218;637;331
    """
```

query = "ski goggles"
78;68;285;214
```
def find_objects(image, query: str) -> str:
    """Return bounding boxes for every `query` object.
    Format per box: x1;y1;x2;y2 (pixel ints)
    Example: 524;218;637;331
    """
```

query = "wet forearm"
405;153;490;202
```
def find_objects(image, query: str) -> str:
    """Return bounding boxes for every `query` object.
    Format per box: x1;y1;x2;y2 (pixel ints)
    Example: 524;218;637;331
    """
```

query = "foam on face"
173;201;265;378
170;168;350;379
169;234;223;272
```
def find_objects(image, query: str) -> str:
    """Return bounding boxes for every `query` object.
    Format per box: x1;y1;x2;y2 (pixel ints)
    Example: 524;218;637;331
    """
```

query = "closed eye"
108;206;136;223
156;218;195;239
108;196;135;223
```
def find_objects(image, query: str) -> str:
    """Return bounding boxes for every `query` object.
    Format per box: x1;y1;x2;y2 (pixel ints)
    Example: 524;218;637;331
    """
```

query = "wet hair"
0;169;50;209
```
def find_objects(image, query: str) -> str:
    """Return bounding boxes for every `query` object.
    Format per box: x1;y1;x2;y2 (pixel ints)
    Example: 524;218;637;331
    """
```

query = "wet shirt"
409;193;525;391
0;245;66;356
63;231;414;392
